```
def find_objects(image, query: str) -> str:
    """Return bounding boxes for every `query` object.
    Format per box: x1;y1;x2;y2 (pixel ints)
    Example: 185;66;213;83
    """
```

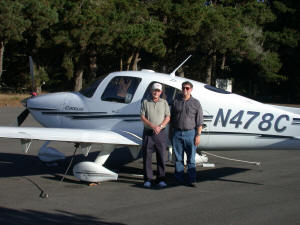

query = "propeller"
11;56;36;127
12;96;32;127
14;108;30;126
29;56;35;93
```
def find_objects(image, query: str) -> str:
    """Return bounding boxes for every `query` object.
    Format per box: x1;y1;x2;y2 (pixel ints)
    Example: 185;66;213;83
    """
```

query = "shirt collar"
178;93;193;101
150;97;163;103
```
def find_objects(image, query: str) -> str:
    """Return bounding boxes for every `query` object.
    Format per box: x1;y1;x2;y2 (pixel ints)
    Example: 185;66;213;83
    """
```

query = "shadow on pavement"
0;207;125;225
116;164;262;189
0;152;262;189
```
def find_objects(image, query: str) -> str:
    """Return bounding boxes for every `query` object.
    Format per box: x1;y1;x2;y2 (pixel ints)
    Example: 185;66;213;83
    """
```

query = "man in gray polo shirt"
170;81;203;187
141;83;170;188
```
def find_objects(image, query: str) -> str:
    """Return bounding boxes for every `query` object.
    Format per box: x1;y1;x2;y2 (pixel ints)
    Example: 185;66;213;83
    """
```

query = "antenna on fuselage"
170;55;192;77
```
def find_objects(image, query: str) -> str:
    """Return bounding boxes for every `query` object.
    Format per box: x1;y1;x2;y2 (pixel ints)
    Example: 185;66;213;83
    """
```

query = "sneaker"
158;181;167;188
175;177;185;185
144;181;152;188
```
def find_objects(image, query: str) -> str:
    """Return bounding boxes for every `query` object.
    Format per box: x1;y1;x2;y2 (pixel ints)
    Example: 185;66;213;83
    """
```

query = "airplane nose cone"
26;93;69;127
26;93;67;111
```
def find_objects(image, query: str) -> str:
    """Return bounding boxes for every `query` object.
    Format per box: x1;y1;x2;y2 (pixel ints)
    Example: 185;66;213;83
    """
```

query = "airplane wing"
0;126;141;147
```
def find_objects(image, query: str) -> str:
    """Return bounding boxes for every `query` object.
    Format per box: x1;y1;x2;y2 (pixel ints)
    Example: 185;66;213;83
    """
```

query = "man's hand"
153;125;162;135
194;135;201;146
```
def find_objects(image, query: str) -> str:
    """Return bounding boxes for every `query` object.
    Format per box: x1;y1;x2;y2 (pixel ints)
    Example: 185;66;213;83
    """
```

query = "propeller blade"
29;56;35;91
13;109;30;127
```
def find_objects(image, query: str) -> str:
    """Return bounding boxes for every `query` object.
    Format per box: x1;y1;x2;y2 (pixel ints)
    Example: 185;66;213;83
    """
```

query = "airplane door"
200;109;210;147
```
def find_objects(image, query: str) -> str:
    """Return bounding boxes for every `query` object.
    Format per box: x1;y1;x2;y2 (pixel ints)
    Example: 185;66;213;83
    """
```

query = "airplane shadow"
0;206;125;225
0;152;51;177
0;152;93;183
0;146;141;179
115;164;262;189
0;152;262;188
0;151;141;185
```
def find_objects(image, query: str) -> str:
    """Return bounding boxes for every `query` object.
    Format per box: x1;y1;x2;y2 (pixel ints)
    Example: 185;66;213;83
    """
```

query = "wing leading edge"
0;126;140;146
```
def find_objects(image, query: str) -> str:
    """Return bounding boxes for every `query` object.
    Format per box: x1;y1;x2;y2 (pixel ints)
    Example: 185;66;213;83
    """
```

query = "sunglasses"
182;86;191;90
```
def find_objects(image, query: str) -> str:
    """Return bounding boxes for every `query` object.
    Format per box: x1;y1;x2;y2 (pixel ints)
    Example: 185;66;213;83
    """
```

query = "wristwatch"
160;124;165;128
196;133;201;137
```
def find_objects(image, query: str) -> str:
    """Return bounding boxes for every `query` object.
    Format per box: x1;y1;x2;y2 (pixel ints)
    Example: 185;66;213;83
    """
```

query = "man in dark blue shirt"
170;81;203;186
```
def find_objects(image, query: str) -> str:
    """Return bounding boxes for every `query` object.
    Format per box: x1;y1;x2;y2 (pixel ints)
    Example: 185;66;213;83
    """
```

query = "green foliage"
34;66;49;87
199;6;244;54
61;54;74;80
1;0;300;102
21;0;59;50
0;1;30;43
108;0;166;56
258;51;283;82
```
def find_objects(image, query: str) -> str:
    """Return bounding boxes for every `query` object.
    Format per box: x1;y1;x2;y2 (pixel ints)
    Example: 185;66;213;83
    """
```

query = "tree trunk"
132;51;141;71
126;53;134;71
212;53;217;86
220;54;226;77
74;55;85;91
205;56;212;85
0;42;4;80
89;51;97;80
120;57;123;71
74;68;83;92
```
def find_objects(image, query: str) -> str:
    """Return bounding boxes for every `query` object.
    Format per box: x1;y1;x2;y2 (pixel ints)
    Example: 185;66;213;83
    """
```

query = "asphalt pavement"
1;107;300;225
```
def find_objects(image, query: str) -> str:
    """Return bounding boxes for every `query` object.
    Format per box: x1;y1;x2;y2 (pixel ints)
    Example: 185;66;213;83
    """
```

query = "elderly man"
170;81;203;187
140;83;170;188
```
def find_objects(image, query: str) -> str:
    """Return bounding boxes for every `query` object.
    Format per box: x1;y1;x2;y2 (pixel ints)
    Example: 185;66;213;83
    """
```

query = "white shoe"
158;181;167;188
144;181;151;188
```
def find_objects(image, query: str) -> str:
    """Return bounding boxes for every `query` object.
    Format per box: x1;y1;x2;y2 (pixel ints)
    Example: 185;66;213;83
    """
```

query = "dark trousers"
142;128;167;182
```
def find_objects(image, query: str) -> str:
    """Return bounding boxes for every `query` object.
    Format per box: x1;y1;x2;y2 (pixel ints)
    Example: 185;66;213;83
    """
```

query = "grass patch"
0;94;30;107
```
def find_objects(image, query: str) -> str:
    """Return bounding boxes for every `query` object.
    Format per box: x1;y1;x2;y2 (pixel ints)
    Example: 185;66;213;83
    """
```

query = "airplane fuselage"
27;70;300;150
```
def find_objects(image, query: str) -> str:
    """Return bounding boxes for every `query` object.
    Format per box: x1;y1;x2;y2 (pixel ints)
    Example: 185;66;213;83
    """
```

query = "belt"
175;128;194;131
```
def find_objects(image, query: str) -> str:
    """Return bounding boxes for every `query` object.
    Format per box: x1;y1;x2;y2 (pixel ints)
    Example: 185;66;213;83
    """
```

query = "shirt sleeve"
140;100;146;116
196;101;204;127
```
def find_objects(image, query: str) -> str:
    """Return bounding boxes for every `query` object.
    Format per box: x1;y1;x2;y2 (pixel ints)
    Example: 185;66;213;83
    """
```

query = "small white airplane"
1;57;300;183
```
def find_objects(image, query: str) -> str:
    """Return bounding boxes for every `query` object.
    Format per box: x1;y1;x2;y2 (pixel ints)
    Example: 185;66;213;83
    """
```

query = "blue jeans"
172;129;196;183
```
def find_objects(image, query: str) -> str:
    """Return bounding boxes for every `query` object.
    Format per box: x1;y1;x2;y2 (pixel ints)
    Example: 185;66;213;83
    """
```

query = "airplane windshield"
79;76;106;98
101;76;141;104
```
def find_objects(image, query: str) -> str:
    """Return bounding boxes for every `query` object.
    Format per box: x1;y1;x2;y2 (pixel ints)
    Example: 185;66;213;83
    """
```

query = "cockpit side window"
142;82;180;105
79;77;105;98
101;76;141;104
